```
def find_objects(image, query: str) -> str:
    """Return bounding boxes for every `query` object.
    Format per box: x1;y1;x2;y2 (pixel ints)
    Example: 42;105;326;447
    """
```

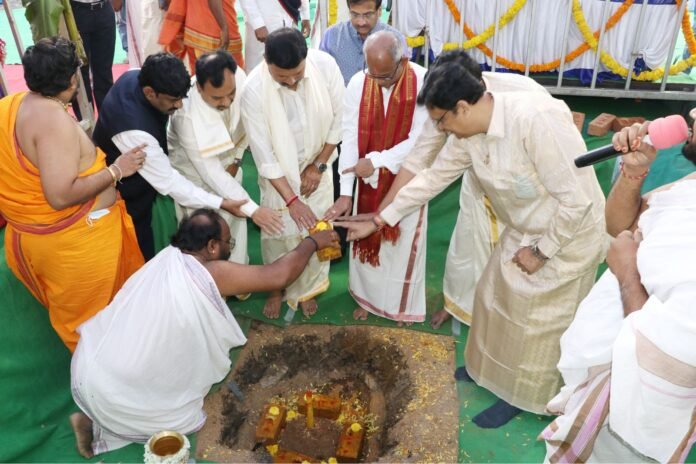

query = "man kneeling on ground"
69;208;339;457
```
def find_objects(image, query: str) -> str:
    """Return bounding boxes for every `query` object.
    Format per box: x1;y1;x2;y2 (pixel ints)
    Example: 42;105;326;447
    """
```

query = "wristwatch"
531;243;549;261
314;161;328;173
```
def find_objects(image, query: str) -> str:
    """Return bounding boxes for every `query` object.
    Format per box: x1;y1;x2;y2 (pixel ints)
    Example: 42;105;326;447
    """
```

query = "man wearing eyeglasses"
325;31;428;326
337;62;607;429
320;0;406;86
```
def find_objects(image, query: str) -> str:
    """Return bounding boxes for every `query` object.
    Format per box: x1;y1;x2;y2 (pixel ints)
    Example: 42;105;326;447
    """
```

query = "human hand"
324;196;353;221
218;24;230;49
512;246;546;274
342;159;375;178
254;26;269;42
288;199;317;230
300;164;322;197
333;218;377;241
607;230;641;283
252;206;284;235
301;20;311;38
114;143;147;177
308;229;340;250
221;198;249;218
612;122;657;175
336;212;376;223
111;0;123;11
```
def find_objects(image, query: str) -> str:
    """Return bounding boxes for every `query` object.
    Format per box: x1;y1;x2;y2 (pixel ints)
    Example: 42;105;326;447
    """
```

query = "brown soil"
196;324;458;463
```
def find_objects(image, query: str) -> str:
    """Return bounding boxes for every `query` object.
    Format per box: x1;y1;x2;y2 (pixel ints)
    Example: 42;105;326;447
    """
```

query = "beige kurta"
398;72;547;325
381;91;608;413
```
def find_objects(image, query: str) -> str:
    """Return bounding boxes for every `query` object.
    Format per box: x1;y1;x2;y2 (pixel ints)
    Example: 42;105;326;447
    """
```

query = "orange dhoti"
158;0;245;71
0;93;144;352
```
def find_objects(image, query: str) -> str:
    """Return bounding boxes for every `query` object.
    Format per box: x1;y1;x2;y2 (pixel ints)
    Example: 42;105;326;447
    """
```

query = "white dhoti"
71;246;246;455
443;170;501;325
349;204;427;323
542;179;696;463
126;0;164;67
260;167;334;309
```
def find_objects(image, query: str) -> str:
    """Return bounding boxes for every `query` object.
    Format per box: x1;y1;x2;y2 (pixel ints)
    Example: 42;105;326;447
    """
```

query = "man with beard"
69;209;340;457
93;53;249;260
540;113;696;462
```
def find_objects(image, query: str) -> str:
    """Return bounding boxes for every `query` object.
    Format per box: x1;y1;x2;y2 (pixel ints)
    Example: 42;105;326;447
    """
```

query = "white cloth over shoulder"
543;179;696;463
71;246;246;455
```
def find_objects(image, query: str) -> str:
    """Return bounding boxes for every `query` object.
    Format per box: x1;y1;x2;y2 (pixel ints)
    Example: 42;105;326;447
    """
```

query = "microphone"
574;115;689;168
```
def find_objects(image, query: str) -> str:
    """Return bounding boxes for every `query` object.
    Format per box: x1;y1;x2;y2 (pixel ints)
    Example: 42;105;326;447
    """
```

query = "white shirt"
240;49;344;180
168;73;259;218
238;0;309;31
339;62;429;196
112;131;223;210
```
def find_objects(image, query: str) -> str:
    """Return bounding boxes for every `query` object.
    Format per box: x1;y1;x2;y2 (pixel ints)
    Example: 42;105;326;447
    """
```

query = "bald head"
363;30;403;64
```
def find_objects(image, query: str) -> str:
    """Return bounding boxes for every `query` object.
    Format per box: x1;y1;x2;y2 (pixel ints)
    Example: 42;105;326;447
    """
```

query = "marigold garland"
443;0;527;49
441;0;634;73
329;0;338;26
406;36;426;48
573;0;696;81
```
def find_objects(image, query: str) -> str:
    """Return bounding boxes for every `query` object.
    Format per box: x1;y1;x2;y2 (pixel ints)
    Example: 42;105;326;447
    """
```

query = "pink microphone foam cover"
648;114;689;150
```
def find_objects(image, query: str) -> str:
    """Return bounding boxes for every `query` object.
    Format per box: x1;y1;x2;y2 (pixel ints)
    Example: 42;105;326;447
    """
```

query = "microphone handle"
573;145;621;168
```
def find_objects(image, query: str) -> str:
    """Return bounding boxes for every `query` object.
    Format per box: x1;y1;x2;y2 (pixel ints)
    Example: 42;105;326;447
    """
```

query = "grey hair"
363;30;404;63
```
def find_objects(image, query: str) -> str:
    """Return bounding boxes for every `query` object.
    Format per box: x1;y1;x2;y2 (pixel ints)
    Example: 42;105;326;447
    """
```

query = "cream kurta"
381;91;607;413
169;71;254;266
240;50;344;309
341;64;429;323
397;72;548;325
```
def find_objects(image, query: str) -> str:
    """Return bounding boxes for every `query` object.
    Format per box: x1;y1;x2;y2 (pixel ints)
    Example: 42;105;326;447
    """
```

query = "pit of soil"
196;324;458;463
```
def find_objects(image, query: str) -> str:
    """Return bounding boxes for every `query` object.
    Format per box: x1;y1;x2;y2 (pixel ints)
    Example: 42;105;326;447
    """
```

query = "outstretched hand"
333;218;377;241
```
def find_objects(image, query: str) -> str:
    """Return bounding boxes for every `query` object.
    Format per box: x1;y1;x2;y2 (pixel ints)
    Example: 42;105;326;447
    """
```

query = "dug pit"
196;324;458;462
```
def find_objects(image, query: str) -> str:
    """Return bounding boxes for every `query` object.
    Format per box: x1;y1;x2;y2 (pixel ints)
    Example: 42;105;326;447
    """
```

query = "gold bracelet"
110;163;123;182
105;166;118;186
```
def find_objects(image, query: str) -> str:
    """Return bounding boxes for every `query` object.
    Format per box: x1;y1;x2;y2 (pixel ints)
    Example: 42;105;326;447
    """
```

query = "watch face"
317;163;327;172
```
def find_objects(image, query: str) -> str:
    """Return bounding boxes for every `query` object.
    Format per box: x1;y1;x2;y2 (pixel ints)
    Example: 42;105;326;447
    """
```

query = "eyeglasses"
220;236;236;250
433;109;453;128
349;10;377;21
363;60;401;82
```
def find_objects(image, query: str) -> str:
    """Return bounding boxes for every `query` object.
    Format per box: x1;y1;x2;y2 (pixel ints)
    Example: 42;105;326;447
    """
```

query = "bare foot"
299;298;318;318
263;290;283;319
430;309;452;330
353;307;368;321
396;320;414;327
69;412;94;459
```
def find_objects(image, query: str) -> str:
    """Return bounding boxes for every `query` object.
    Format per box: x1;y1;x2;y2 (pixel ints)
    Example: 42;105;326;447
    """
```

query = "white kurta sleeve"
169;114;259;217
325;61;345;145
238;0;265;30
526;111;594;259
367;103;429;174
240;85;285;180
339;73;363;196
300;0;309;19
400;118;448;174
381;139;471;226
112;130;223;209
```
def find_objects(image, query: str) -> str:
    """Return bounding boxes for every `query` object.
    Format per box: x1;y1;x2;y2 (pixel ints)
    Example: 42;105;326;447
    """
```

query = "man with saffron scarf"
327;31;428;325
158;0;244;71
0;38;145;352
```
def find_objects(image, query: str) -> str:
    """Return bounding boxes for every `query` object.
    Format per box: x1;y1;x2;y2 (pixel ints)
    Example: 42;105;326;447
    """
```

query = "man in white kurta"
540;120;696;463
330;31;428;324
238;0;310;71
240;28;344;319
168;51;283;268
373;49;549;329
338;63;606;428
69;209;339;458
